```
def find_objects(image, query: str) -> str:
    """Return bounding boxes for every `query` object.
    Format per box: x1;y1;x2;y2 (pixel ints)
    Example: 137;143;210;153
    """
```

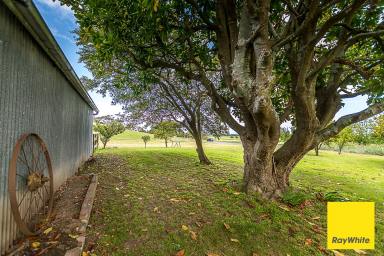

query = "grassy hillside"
111;130;154;141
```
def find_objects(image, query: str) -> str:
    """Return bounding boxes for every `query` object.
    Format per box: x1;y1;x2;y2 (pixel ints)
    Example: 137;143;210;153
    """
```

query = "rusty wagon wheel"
8;133;54;236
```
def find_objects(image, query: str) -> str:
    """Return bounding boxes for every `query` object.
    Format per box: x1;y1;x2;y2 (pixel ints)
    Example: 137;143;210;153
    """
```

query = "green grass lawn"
109;130;195;148
108;130;384;156
81;142;384;255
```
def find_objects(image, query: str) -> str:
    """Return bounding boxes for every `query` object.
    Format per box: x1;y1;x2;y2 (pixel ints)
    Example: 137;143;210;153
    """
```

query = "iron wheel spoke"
21;144;31;173
22;192;32;221
17;189;29;208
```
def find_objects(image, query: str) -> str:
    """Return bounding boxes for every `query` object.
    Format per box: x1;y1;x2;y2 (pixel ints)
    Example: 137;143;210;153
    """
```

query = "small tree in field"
152;121;178;148
373;115;384;143
330;127;354;155
94;119;125;149
142;135;151;149
314;142;322;156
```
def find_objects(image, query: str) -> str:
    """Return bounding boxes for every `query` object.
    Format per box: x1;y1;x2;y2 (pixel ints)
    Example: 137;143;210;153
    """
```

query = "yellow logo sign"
327;202;375;249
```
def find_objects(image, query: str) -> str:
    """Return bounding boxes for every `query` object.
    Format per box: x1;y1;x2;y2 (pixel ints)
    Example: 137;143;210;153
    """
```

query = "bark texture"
193;133;211;165
207;0;384;198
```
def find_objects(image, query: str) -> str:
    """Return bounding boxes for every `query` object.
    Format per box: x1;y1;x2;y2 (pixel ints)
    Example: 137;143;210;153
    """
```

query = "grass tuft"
282;189;309;206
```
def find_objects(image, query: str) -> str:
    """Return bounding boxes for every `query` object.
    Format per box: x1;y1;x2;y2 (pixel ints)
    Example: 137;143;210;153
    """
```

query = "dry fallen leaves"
258;213;270;220
317;245;327;253
43;227;53;235
304;238;313;246
181;225;189;231
299;200;312;209
176;249;185;256
190;231;197;240
153;207;159;213
68;234;78;239
230;238;240;243
353;249;367;255
278;205;290;211
332;250;345;256
304;217;317;226
31;242;40;249
311;225;323;234
223;223;231;230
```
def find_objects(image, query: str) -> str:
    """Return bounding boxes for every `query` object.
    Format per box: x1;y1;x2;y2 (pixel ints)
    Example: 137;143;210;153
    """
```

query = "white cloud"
50;27;76;44
34;0;74;17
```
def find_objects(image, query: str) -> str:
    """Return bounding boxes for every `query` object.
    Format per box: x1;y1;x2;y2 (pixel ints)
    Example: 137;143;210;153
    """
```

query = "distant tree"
352;120;374;145
152;121;179;148
94;115;118;123
141;135;151;149
314;139;333;156
280;128;291;143
373;115;384;143
330;127;354;154
94;118;125;149
314;142;322;156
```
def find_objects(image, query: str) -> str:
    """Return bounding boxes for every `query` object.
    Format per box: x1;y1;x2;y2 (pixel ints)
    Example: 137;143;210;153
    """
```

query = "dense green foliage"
328;126;354;154
94;118;125;148
152;121;179;147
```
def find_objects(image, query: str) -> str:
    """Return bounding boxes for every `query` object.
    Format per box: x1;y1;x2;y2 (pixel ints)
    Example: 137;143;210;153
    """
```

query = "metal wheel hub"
27;172;49;192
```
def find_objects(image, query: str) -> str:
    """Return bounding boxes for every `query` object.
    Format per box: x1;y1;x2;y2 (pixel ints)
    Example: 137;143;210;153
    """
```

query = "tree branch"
312;0;366;45
273;0;321;49
339;88;369;98
318;102;384;142
334;58;374;79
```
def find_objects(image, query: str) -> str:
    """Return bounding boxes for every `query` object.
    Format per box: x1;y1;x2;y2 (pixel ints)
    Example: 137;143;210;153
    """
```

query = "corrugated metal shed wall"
0;2;93;254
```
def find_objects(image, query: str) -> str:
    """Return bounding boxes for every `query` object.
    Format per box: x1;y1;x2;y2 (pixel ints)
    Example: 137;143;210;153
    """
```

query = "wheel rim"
8;133;54;236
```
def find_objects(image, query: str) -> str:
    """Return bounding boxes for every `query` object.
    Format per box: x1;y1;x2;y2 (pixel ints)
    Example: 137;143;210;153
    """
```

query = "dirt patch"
15;175;91;256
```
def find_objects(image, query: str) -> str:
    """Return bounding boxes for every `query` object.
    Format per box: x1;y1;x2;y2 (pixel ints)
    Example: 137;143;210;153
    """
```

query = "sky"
33;0;368;121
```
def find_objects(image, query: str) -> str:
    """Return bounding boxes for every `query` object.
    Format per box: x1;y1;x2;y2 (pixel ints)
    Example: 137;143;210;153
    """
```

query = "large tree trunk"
241;134;289;199
193;134;211;165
